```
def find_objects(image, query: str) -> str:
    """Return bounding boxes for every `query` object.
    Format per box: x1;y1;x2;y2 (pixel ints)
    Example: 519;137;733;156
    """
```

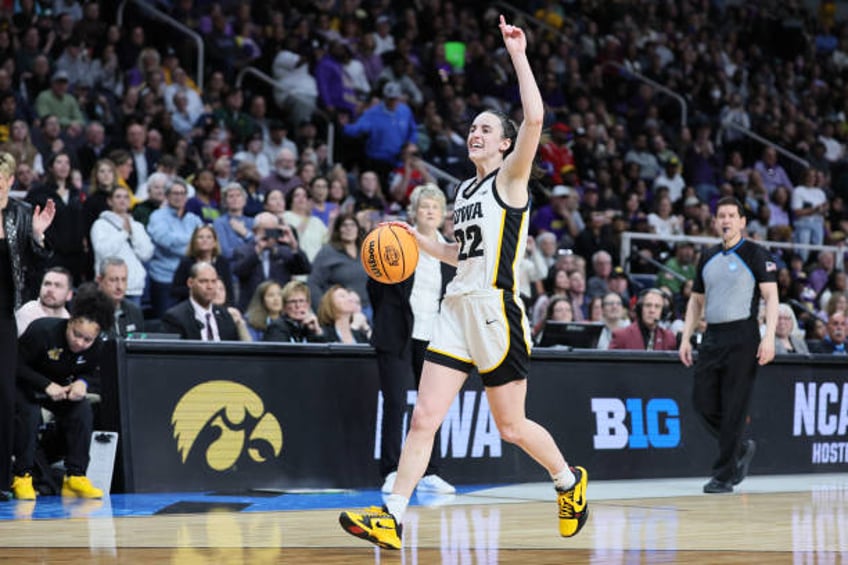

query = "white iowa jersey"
446;169;529;296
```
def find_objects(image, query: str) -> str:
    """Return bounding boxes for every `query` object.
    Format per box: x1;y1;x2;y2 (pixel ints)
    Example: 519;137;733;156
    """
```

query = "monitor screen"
537;322;604;349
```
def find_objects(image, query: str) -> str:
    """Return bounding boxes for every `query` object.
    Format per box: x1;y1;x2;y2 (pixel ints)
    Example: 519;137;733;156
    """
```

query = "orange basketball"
360;224;419;284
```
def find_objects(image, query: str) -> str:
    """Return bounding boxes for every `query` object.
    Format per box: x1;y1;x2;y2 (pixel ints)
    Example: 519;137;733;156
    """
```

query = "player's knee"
498;420;524;445
409;405;441;435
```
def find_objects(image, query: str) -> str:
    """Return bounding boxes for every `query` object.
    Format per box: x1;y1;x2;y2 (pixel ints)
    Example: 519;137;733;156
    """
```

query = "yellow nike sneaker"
557;466;588;537
61;475;103;499
11;474;36;500
339;505;403;549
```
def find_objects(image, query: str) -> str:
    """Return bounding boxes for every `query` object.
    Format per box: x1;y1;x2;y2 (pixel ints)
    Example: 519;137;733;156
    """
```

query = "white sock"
552;466;576;491
384;494;409;523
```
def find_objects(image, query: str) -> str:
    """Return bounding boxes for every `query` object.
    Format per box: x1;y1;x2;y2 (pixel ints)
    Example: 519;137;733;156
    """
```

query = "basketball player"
339;16;588;549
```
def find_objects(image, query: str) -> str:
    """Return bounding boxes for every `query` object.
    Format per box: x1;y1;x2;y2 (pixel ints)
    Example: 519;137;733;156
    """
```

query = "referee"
679;197;778;494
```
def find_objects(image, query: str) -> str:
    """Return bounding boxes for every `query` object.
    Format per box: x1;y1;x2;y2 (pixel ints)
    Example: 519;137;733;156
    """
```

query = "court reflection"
792;485;848;560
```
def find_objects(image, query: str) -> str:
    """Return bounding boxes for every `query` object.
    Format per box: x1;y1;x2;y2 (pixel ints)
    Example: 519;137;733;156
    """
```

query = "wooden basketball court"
0;473;845;563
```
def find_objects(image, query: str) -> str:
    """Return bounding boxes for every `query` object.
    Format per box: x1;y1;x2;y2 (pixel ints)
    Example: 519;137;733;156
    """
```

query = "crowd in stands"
1;0;847;355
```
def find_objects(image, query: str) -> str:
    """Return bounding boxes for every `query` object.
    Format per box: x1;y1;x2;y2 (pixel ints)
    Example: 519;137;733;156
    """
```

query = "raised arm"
498;15;543;204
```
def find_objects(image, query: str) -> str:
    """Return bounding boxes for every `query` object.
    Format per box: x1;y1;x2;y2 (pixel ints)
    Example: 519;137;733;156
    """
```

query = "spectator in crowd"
11;283;113;500
767;185;792;229
340;81;417;189
233;131;271;179
263;280;325;343
653;156;685;204
586;250;614;298
595;292;629;350
538;122;575;186
162;261;239;341
96;256;145;338
808;310;847;354
308;212;370;317
588;296;604;322
657;241;698;296
774;303;809;355
534;296;574;346
352;169;387;215
258;148;300;196
809;251;837;295
123;122;160;196
131;171;167;228
34;70;85;133
317;284;369;344
26;151;88;285
819;272;847;312
791;168;828;262
568;270;589;322
530;185;580;247
146;177;203;318
610;289;677;351
753;147;793;197
388;141;434;208
625;133;661;182
647;193;683;237
315;39;358;118
283;184;327;262
263;119;298;165
232;211;310;311
185;169;220;224
263;187;286;223
244;280;284;342
212;182;255;263
683;124;721;203
309;175;338;228
2;120;44;178
272;41;319;131
14;267;73;337
89;185;153;304
170;225;234;306
82;158;118;236
212;277;251;342
532;265;571;334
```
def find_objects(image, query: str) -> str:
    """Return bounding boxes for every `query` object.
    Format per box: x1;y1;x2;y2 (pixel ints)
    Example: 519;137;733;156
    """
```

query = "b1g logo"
592;398;681;450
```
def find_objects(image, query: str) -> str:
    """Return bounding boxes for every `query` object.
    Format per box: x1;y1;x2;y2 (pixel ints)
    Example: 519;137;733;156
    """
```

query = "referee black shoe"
732;440;756;486
703;477;733;494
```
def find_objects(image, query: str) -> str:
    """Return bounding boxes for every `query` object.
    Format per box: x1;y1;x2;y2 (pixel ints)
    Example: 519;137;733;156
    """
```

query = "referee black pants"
692;319;760;483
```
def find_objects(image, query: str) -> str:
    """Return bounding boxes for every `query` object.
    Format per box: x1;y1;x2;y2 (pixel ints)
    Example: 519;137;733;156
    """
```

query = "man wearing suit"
610;289;678;351
231;212;310;311
162;261;239;341
75;121;109;180
95;257;144;338
123;122;160;195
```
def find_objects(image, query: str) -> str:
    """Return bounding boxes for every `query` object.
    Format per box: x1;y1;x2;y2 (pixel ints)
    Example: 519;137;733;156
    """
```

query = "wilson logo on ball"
360;224;419;284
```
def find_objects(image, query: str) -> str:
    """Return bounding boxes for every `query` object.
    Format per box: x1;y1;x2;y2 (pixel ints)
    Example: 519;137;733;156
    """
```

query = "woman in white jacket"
90;185;154;303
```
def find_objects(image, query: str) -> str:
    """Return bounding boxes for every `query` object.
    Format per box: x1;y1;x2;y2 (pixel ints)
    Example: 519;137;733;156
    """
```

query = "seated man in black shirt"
11;283;114;500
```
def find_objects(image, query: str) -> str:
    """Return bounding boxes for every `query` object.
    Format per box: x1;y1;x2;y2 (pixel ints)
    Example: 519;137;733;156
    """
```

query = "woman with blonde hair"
244;280;284;341
775;303;809;354
317;284;369;344
1;120;42;176
170;224;234;304
0;150;54;500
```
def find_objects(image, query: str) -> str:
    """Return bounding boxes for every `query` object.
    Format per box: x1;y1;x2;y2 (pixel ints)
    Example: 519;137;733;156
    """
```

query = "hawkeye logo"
171;381;283;471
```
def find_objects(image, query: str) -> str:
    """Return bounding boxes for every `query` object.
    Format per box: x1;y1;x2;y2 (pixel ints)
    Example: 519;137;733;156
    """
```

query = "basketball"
360;224;419;284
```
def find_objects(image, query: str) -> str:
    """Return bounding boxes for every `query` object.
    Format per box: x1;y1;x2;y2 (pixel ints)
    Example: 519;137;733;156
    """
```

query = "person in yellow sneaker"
11;283;114;500
339;16;588;549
